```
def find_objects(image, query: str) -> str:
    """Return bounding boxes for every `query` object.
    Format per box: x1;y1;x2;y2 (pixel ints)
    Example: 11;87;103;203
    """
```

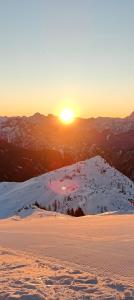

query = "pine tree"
48;205;51;211
70;208;75;216
35;201;40;208
67;208;70;215
74;207;84;217
53;200;57;211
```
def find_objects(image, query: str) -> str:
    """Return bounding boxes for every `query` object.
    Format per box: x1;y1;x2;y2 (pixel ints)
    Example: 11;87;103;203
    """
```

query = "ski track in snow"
0;246;134;300
0;213;134;299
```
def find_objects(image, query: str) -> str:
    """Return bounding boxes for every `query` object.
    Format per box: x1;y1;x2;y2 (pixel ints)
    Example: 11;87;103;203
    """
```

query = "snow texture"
0;213;134;299
0;156;134;219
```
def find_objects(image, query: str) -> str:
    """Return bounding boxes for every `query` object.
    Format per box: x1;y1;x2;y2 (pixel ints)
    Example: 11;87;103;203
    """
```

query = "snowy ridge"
0;156;134;218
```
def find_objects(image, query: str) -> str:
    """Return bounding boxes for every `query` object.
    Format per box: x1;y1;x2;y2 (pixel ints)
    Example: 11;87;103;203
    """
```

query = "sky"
0;0;134;117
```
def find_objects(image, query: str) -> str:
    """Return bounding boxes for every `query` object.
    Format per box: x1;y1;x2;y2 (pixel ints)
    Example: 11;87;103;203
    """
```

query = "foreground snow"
0;156;134;219
0;246;133;300
0;213;134;299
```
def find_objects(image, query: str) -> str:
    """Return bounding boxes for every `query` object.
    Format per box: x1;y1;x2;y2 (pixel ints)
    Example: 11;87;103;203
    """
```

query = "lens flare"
48;179;79;195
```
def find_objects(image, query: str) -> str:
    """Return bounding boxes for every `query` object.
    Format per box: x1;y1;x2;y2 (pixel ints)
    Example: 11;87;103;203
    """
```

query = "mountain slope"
0;156;134;218
0;139;73;181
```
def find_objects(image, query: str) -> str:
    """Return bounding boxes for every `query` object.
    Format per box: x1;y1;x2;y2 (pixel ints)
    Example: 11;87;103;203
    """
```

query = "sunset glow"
59;108;75;124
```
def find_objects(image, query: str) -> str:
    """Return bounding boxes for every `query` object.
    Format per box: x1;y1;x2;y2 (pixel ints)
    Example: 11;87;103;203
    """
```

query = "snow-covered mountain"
0;113;134;149
0;156;134;219
0;112;134;181
0;112;134;150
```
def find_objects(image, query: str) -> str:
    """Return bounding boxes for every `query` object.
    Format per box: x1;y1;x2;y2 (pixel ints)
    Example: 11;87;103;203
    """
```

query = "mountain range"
0;112;134;182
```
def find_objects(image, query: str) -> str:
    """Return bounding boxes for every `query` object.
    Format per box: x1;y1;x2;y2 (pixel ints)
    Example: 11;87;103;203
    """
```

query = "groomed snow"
0;213;134;299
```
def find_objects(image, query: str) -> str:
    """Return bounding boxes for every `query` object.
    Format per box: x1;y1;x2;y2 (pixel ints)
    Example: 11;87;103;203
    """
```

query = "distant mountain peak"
128;111;134;119
31;112;45;119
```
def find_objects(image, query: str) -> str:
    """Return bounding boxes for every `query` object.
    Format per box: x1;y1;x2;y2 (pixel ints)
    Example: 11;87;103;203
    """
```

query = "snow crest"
0;156;134;218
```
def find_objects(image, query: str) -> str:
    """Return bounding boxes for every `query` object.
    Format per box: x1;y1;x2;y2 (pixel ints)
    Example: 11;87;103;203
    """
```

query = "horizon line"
0;111;133;120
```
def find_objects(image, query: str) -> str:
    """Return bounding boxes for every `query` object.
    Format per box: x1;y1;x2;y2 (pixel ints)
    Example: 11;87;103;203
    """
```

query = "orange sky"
0;1;134;118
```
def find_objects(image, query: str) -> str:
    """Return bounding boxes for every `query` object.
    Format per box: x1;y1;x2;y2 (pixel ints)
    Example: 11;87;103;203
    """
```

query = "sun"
59;108;75;124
